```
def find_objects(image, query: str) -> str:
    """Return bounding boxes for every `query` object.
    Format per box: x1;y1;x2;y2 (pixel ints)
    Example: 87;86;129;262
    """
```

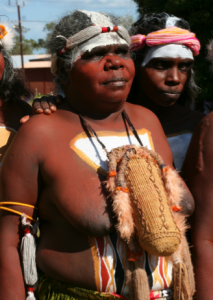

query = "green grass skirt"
35;271;125;300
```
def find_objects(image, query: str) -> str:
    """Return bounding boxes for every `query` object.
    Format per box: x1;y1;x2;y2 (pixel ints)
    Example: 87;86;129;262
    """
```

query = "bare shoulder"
125;102;162;126
12;113;56;151
16;109;76;145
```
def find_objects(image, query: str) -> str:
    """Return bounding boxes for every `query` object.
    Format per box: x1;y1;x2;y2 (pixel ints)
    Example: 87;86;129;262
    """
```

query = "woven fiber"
126;155;180;256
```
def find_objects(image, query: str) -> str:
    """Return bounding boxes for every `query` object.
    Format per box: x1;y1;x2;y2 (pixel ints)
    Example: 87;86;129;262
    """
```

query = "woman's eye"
179;63;192;71
116;49;128;56
153;61;168;70
81;51;104;60
89;51;105;58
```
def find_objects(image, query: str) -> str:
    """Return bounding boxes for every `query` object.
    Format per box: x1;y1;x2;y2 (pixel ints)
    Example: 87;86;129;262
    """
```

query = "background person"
181;39;213;300
0;22;31;164
128;12;205;171
0;21;59;165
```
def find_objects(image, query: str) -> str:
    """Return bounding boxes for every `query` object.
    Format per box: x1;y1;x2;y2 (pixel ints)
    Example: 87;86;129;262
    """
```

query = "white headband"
142;44;194;67
71;32;128;63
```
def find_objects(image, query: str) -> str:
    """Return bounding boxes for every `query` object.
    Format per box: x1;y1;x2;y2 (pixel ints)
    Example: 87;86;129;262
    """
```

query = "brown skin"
0;44;194;299
182;112;213;300
135;57;204;135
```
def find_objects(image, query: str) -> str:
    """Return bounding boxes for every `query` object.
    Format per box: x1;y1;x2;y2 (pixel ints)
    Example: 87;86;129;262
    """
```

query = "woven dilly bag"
106;145;182;257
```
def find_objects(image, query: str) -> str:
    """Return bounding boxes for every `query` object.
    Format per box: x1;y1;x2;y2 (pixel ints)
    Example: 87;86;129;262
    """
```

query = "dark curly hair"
128;13;199;107
0;47;31;104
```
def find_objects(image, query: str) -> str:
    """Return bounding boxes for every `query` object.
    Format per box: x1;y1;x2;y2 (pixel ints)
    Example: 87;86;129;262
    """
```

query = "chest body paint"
70;129;173;297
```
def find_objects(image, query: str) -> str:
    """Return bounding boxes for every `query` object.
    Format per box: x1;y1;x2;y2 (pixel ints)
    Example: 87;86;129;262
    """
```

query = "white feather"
0;22;15;52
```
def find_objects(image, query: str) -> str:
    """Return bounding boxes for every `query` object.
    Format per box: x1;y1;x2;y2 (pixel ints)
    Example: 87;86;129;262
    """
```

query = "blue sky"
1;0;138;53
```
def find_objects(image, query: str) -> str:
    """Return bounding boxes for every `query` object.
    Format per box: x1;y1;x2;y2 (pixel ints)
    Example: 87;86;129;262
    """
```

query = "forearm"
0;244;26;300
193;240;213;300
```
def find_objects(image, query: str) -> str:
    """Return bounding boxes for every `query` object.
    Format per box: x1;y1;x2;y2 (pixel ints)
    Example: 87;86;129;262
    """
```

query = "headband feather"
0;22;14;52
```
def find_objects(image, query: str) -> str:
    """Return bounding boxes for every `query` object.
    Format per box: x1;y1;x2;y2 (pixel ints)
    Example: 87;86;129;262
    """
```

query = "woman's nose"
104;55;124;71
165;66;181;86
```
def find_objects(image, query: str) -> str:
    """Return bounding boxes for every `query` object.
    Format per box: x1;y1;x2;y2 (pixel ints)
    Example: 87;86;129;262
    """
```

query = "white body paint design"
74;132;152;172
72;10;128;63
167;132;192;171
0;126;17;166
142;44;194;67
165;16;181;28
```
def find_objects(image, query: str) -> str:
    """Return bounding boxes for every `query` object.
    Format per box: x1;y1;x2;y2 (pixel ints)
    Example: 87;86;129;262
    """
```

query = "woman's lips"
160;91;181;99
103;77;127;87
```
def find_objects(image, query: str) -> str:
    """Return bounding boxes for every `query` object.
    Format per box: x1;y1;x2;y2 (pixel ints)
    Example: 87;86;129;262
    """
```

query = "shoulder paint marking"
70;129;154;176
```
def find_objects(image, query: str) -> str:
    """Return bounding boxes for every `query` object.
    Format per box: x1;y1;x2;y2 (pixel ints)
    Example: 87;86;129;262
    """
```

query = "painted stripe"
96;237;110;292
159;257;168;288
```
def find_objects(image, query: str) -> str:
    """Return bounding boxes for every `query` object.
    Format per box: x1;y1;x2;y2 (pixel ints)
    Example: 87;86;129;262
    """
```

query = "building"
11;54;55;95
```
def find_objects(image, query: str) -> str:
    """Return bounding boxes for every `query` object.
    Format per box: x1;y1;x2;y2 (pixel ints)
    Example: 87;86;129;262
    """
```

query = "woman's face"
0;52;5;81
137;56;193;107
65;44;135;114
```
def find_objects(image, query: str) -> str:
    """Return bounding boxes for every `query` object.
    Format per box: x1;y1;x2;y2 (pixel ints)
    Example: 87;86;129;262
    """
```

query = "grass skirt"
35;270;127;300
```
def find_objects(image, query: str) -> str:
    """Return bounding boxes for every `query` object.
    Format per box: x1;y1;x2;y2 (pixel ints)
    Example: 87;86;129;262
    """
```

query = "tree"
43;22;55;45
132;0;213;107
10;25;45;55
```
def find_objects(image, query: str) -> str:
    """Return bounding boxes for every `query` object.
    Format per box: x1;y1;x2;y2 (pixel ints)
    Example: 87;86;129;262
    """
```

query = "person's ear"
57;59;69;85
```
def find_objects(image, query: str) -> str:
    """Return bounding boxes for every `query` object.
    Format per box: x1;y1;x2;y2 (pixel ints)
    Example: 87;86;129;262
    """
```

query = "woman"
0;22;55;164
128;12;205;171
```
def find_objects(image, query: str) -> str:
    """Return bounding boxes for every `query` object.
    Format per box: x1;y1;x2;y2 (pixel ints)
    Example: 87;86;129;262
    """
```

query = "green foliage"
43;22;55;45
132;0;213;106
10;25;45;55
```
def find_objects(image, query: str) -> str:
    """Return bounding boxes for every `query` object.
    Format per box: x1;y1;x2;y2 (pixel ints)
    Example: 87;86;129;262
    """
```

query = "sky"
1;0;138;53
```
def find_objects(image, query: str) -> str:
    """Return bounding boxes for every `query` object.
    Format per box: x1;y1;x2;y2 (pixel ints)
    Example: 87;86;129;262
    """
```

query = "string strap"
78;114;108;154
78;109;143;152
0;202;37;222
122;110;143;146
